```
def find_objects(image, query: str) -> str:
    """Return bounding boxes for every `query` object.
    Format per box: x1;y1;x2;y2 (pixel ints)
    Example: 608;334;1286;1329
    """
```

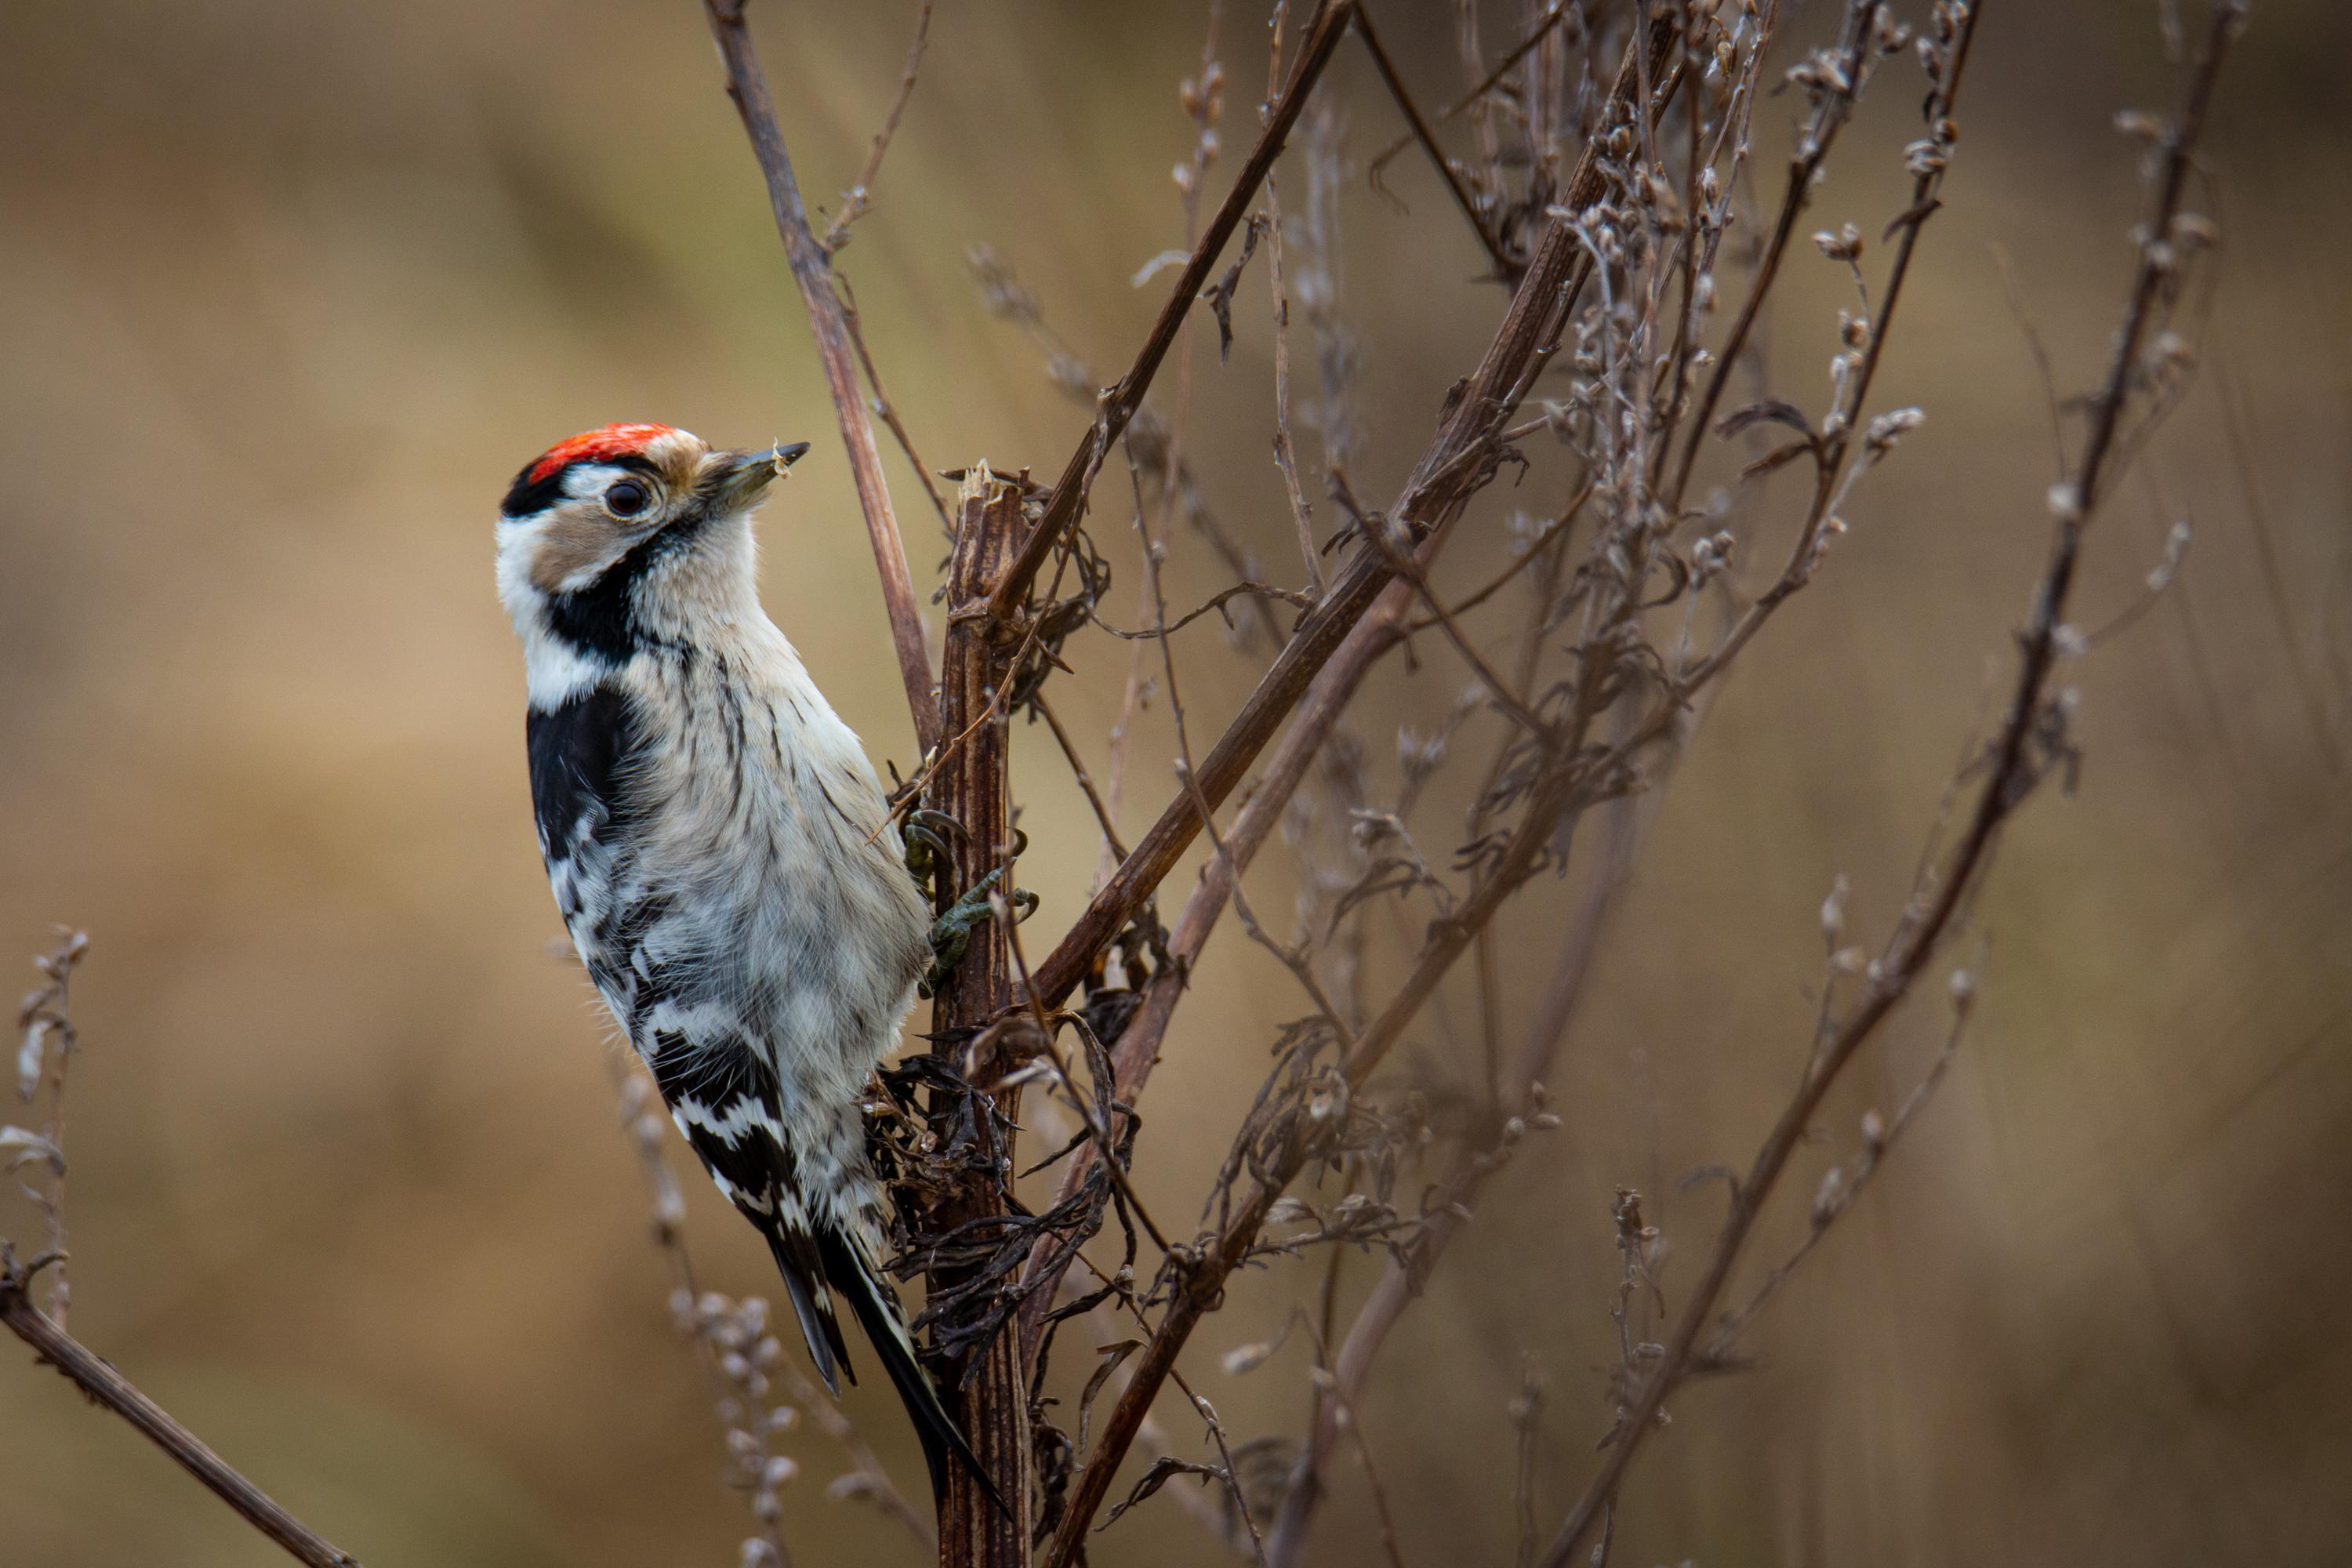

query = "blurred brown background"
2;2;2348;1564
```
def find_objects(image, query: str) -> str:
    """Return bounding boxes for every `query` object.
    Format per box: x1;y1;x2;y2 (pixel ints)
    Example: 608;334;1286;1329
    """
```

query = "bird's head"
495;423;808;666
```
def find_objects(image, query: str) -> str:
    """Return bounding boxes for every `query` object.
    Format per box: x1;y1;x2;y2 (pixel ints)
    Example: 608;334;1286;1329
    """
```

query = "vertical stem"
926;466;1033;1565
702;0;939;758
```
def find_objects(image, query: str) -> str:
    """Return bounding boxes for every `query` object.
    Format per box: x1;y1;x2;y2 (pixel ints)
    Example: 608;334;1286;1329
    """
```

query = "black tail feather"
816;1228;1007;1518
762;1223;849;1395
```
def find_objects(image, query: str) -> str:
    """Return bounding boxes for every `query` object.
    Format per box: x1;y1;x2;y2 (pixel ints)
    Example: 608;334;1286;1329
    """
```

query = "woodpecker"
494;422;984;1501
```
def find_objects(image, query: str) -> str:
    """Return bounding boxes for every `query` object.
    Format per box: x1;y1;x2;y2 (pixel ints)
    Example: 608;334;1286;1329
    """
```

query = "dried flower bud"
1221;1340;1278;1376
1860;1109;1887;1152
1864;406;1926;458
1812;1167;1844;1227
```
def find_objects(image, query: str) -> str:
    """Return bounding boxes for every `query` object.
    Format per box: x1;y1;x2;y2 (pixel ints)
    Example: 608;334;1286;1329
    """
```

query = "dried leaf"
18;1018;47;1100
1715;400;1815;440
1076;1338;1142;1458
0;1124;63;1174
1220;1340;1277;1377
1740;441;1819;481
1129;249;1190;289
1098;1454;1223;1530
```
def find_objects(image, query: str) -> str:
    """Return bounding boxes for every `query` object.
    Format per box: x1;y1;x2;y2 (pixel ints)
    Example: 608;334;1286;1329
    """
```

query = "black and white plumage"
494;423;976;1498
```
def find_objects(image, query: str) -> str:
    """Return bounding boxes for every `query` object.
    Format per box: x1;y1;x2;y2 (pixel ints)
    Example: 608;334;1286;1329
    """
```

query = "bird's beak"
709;442;810;510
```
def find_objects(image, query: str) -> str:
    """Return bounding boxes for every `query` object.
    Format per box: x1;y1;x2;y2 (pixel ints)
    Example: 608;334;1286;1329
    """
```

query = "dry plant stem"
1537;11;2244;1562
1265;198;1319;595
926;466;1033;1563
1663;0;1886;514
1044;729;1597;1568
1708;982;1972;1351
0;1265;360;1568
1364;2;1570;183
819;0;932;253
1032;691;1131;861
2217;362;2347;771
702;0;938;758
1013;558;1436;1371
1263;788;1648;1566
840;275;956;538
1644;0;1978;712
1027;14;1684;1015
18;928;86;1329
1351;4;1519;278
987;0;1357;625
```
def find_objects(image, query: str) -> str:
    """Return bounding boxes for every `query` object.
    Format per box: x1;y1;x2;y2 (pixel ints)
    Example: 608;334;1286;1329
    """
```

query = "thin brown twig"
1011;541;1444;1372
702;0;938;757
1265;778;1650;1566
1705;967;1978;1354
1537;10;2244;1558
839;274;956;539
1031;691;1131;863
988;0;1359;624
819;0;934;253
1262;4;1323;601
2218;360;2347;771
1400;485;1590;633
1663;0;1888;514
1365;3;1570;184
1;1250;362;1568
1044;718;1595;1568
1352;3;1519;278
1025;14;1684;1017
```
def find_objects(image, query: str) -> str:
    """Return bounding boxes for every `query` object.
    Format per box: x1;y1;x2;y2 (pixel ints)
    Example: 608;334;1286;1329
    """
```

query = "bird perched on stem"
493;421;990;1504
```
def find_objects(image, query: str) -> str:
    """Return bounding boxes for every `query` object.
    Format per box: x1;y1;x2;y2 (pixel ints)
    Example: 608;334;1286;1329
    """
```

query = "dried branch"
1012;546;1443;1371
1364;3;1572;185
2;1247;361;1568
702;0;938;757
819;0;934;253
1664;0;1893;513
12;927;86;1330
1264;781;1649;1566
924;466;1035;1561
1537;9;2245;1559
987;0;1359;624
1025;13;1686;1016
1352;4;1519;278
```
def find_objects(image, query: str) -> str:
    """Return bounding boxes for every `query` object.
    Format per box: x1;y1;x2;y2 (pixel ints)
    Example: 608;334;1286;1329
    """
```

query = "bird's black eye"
605;479;651;517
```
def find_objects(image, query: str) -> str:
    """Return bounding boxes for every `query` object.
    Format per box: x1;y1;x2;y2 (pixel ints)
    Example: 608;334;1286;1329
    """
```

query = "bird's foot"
902;808;964;900
918;869;1039;999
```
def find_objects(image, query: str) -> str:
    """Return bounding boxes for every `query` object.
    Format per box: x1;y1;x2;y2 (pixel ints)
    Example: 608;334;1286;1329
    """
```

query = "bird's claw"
902;809;964;897
918;869;1039;998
